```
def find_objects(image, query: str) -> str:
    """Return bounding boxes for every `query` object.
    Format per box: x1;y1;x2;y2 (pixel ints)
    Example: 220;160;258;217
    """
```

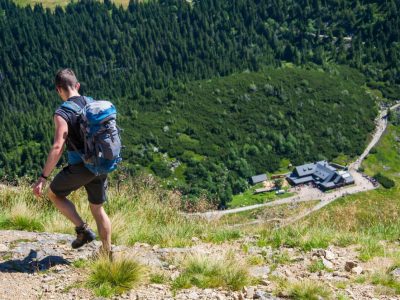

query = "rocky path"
1;230;399;299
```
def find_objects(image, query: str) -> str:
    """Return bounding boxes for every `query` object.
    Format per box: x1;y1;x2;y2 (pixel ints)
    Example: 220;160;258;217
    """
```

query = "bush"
151;161;172;178
373;173;395;189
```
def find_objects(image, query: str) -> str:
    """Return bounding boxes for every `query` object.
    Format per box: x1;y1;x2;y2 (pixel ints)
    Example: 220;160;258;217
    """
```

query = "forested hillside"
0;0;398;203
119;66;376;204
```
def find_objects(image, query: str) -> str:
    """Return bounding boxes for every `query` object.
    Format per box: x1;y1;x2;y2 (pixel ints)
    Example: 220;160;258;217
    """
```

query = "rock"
149;284;164;290
170;271;180;280
290;256;304;262
168;264;176;270
324;250;335;260
345;261;358;272
191;237;199;242
188;291;199;299
322;257;334;269
216;295;225;300
390;268;400;278
254;290;274;300
284;269;293;277
237;292;245;300
249;266;270;277
245;287;254;299
351;266;363;275
0;244;8;252
314;249;325;257
260;279;270;286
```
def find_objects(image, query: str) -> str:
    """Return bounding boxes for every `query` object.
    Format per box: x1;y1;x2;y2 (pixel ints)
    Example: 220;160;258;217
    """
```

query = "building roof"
251;174;267;184
289;175;314;185
287;160;353;190
295;163;316;177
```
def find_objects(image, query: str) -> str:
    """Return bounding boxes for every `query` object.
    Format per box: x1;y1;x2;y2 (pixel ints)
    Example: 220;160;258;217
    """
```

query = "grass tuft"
287;280;332;300
172;253;249;291
87;255;145;297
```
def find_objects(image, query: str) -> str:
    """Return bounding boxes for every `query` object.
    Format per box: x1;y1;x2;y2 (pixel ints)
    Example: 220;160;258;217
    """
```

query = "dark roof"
295;163;316;177
251;174;267;184
290;176;314;185
287;160;353;190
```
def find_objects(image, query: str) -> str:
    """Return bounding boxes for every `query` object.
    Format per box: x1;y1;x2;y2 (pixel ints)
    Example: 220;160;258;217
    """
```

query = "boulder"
322;257;334;269
390;268;400;278
351;266;363;275
324;250;335;260
345;261;358;272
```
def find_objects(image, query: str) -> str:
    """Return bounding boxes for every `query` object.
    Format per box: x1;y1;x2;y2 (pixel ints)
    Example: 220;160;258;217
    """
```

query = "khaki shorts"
50;163;108;204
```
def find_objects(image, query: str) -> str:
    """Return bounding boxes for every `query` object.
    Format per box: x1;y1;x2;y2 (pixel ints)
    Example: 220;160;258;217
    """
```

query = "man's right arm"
32;115;68;197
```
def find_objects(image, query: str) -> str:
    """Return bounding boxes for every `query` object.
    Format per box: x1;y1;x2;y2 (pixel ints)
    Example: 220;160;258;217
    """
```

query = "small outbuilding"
250;174;267;185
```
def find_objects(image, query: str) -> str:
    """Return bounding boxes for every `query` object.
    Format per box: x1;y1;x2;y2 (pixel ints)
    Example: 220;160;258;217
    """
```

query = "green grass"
87;255;144;297
308;259;330;273
72;258;90;269
287;280;332;300
229;186;294;208
172;254;250;291
358;238;386;262
149;272;169;284
272;277;332;300
246;255;265;266
371;271;400;294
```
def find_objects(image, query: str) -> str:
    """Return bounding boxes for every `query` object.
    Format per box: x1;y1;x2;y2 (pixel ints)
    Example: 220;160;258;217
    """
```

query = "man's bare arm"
41;115;68;177
33;115;68;197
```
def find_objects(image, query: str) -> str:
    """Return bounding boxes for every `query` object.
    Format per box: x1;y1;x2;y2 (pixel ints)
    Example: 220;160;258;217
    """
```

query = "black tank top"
54;96;90;151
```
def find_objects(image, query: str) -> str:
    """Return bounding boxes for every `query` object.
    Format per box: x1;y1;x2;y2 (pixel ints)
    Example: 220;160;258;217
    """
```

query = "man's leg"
48;188;85;227
89;203;112;252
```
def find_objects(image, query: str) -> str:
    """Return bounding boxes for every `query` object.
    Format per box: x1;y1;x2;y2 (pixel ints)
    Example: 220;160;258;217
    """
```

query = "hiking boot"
71;223;96;249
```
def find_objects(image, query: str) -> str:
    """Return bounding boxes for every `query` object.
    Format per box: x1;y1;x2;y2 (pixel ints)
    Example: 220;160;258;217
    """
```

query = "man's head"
55;68;80;101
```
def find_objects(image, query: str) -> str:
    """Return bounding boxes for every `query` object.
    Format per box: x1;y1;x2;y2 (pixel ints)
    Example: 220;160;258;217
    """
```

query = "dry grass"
0;175;241;247
171;252;250;291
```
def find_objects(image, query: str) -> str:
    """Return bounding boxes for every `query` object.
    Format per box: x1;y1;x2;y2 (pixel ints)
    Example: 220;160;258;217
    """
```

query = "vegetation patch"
308;259;331;273
172;253;249;291
87;255;144;298
272;277;332;300
373;173;395;189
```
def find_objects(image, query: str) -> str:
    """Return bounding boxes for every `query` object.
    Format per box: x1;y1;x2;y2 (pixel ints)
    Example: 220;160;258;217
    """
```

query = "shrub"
151;161;172;178
373;173;395;189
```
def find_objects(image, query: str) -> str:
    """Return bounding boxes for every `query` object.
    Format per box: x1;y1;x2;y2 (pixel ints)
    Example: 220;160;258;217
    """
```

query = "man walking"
32;68;111;255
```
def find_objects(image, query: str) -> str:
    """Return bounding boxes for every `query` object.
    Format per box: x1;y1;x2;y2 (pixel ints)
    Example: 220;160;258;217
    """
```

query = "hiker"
32;68;111;255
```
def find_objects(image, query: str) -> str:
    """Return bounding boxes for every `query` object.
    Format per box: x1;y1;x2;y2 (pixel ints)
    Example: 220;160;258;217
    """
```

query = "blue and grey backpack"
61;97;122;175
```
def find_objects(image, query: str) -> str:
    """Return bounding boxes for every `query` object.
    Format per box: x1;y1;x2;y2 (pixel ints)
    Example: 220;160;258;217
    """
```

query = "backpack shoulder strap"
83;96;95;105
61;100;83;114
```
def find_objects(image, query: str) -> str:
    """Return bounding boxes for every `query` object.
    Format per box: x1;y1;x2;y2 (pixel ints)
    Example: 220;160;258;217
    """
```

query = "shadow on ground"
0;249;69;273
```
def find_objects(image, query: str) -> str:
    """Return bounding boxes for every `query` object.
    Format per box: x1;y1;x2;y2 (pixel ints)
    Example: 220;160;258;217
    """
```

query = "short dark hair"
55;68;78;90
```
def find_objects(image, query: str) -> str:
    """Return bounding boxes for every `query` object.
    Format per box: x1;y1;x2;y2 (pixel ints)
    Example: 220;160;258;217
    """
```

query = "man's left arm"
32;115;68;197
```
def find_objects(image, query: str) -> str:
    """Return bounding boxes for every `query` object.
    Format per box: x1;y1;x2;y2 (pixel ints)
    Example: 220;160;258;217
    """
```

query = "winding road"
193;103;400;221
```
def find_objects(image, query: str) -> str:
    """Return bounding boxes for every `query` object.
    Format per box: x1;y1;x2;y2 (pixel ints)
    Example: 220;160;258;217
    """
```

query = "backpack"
61;96;122;175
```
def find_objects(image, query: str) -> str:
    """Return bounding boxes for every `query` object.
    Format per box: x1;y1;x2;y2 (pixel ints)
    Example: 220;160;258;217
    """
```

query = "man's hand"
32;177;47;198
